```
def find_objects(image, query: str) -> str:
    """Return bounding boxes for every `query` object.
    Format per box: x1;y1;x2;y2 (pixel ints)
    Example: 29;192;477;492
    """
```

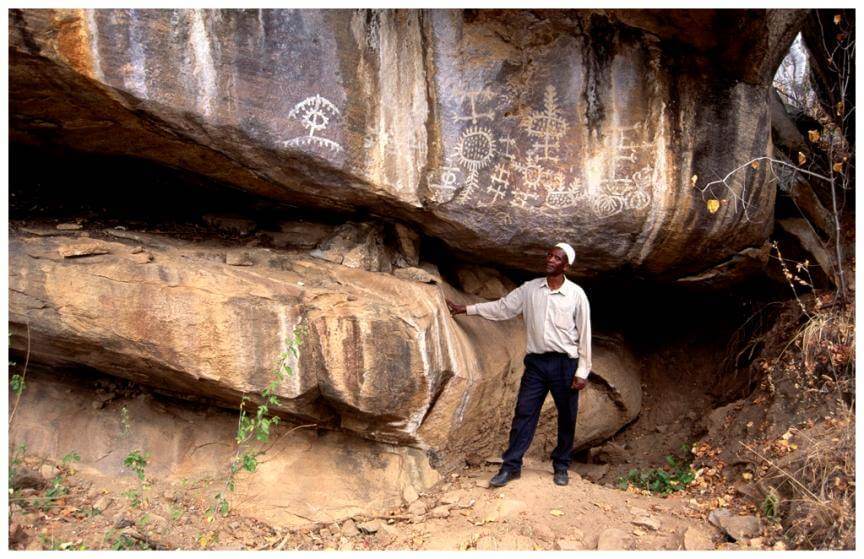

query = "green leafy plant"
9;325;31;426
110;532;149;551
9;443;27;497
82;505;101;517
62;451;81;465
211;324;304;517
38;533;85;550
119;406;131;437
123;450;149;481
122;488;142;509
617;447;696;495
761;489;780;521
10;374;25;396
45;475;69;500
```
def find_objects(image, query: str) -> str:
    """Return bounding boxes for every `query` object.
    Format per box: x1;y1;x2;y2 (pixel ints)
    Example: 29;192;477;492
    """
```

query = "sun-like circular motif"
625;189;651;210
591;195;624;218
455;126;496;172
300;108;330;134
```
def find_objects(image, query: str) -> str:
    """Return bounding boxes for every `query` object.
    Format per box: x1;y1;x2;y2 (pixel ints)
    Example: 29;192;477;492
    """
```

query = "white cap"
555;242;575;266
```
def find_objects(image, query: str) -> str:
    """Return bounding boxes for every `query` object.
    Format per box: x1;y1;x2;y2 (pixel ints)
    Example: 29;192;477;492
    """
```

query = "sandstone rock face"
8;9;805;284
10;368;439;527
9;226;641;462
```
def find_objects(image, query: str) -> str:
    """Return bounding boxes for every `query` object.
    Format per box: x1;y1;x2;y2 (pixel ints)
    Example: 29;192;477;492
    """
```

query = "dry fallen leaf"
550;509;565;517
707;199;720;214
808;129;821;142
833;162;844;173
798;152;807;165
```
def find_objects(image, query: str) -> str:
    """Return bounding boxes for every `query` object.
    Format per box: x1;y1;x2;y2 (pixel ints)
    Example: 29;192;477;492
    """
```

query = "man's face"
545;247;569;275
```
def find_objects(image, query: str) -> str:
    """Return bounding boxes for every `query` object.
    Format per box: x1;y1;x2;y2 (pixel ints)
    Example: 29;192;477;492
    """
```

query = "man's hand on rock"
446;299;466;315
571;377;587;391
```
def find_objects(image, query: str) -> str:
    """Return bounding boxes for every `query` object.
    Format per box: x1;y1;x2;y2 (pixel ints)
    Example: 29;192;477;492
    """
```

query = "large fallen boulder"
8;9;805;284
9;226;641;464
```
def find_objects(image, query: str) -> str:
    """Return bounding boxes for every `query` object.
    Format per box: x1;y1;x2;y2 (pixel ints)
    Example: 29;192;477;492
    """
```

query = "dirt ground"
11;449;775;551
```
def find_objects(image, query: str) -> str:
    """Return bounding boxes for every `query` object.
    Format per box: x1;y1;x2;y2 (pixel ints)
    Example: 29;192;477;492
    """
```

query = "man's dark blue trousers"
501;352;580;473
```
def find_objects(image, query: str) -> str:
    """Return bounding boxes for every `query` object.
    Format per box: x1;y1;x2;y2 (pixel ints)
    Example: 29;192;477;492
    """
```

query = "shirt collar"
543;276;572;295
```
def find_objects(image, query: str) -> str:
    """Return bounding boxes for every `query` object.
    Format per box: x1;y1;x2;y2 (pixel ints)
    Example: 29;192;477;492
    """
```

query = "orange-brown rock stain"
54;9;96;79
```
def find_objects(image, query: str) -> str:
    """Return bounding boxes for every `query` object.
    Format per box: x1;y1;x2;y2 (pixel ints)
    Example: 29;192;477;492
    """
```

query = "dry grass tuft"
800;301;855;394
769;407;855;549
766;300;855;549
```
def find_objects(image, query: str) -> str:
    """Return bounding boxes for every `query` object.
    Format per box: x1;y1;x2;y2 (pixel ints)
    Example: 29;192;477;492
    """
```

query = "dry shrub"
772;407;855;549
763;300;855;549
801;301;855;396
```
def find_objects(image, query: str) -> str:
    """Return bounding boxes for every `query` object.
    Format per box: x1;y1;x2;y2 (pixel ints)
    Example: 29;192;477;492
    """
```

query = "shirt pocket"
551;307;575;330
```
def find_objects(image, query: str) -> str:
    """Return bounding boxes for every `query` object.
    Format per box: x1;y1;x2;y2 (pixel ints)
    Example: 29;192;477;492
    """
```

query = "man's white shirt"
466;276;592;379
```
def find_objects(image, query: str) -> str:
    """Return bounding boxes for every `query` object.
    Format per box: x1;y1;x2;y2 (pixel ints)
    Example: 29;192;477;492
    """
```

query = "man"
446;242;591;487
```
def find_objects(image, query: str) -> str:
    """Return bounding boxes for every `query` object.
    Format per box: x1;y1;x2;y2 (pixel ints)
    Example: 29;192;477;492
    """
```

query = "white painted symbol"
283;94;343;153
591;125;655;217
625;166;653;210
453;125;497;204
496;211;513;226
546;176;586;208
521;85;569;163
452;89;497;125
455;126;496;172
428;165;462;204
591;195;625;218
511;155;562;209
609;123;644;174
408;134;428;171
499;134;519;162
484;162;512;205
363;128;395;154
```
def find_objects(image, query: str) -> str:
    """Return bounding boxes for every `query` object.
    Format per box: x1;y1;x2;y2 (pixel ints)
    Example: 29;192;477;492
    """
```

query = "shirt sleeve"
574;288;592;379
466;283;525;321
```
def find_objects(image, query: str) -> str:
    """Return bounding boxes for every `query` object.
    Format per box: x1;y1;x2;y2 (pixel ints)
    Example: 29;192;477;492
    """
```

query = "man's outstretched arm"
446;300;467;314
446;284;525;320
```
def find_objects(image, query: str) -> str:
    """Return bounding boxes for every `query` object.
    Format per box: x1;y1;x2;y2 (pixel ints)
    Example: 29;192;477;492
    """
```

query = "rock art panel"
8;9;804;281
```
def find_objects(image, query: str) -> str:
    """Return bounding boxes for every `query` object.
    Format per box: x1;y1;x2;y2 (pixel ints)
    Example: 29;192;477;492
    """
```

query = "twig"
9;322;31;424
696;157;835;224
257;423;318;462
739;441;825;505
275;529;293;551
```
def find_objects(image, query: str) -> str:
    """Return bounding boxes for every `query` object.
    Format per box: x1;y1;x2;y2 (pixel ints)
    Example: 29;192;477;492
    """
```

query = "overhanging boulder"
8;8;806;285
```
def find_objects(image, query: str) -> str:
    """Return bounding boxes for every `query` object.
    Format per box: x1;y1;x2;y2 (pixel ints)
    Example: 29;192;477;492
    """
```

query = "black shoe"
553;468;569;486
489;469;521;487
